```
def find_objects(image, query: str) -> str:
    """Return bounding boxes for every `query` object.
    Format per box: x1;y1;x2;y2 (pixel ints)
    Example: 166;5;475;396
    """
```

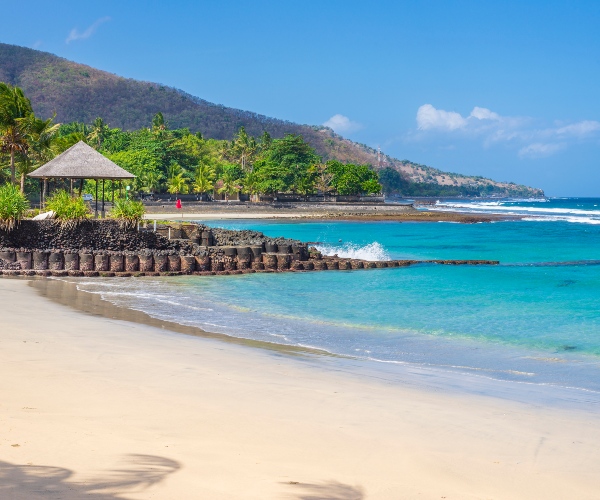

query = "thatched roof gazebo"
29;141;135;217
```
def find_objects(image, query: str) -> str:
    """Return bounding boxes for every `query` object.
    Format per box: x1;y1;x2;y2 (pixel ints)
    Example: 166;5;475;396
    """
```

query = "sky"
2;0;599;196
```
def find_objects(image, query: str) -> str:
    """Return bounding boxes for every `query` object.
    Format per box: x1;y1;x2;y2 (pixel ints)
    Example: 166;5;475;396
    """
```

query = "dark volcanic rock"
0;220;303;256
0;220;195;253
209;227;300;248
0;258;21;270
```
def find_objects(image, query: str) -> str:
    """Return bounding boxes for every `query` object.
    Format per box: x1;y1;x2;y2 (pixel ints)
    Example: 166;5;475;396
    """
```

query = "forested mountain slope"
0;43;543;197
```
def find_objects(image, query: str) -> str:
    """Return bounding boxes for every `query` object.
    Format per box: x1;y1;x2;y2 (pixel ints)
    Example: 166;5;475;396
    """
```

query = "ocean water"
68;198;600;400
429;196;600;225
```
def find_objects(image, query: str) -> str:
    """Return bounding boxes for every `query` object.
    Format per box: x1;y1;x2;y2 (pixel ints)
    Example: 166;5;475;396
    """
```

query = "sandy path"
0;278;599;499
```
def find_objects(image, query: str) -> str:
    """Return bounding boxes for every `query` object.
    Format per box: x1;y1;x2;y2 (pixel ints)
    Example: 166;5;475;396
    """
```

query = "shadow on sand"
0;454;180;499
285;480;365;500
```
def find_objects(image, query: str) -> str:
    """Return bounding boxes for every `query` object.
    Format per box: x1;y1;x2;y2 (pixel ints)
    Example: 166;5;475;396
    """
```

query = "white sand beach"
1;277;599;499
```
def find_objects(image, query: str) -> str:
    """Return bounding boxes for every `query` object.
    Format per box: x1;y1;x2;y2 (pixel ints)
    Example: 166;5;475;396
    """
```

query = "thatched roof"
28;141;135;180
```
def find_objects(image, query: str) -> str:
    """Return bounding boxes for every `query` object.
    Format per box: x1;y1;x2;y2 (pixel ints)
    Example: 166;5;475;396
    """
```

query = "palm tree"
241;170;260;202
192;164;215;199
152;112;166;132
222;126;257;172
51;132;87;156
218;172;240;201
167;173;189;196
17;116;60;193
141;170;163;194
87;117;108;149
0;83;34;185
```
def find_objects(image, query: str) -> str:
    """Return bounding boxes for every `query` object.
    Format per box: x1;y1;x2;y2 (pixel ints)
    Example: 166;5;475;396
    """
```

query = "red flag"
176;199;182;209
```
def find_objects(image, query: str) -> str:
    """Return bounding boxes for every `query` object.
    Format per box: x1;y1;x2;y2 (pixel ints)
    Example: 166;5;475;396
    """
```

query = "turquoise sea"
69;198;600;401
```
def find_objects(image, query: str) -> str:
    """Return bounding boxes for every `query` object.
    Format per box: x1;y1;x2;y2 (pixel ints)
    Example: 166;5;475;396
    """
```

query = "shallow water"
69;205;600;397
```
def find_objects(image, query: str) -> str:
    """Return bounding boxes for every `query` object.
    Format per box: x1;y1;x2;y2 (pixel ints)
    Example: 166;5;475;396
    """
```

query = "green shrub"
45;190;90;227
110;198;146;229
0;183;30;232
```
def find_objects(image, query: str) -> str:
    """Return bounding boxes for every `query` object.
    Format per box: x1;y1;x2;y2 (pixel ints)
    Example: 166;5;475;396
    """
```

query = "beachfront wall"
0;243;499;278
258;194;385;203
0;220;499;278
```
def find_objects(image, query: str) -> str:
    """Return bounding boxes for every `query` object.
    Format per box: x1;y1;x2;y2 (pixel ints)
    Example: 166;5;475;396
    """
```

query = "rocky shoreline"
0;220;499;278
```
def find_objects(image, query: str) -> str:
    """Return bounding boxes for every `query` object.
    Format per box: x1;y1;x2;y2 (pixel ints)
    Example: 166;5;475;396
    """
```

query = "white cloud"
416;105;502;132
323;114;362;134
416;104;467;131
555;120;600;137
469;106;500;121
66;17;111;44
413;103;600;158
519;142;565;158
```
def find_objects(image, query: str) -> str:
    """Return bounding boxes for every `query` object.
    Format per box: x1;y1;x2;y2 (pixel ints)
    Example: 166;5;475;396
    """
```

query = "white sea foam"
522;216;600;225
427;200;600;224
315;241;390;261
436;203;600;216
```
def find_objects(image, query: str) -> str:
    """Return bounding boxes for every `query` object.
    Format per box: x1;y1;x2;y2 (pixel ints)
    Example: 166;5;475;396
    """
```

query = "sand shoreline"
1;278;600;498
141;202;512;223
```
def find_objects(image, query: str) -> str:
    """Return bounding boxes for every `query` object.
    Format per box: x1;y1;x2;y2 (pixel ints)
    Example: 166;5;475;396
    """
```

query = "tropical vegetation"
0;182;29;231
110;197;146;229
55;118;383;199
0;81;382;202
45;189;90;227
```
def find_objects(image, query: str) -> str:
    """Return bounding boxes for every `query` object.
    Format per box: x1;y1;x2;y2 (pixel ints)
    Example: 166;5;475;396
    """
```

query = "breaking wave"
426;199;600;225
315;241;390;261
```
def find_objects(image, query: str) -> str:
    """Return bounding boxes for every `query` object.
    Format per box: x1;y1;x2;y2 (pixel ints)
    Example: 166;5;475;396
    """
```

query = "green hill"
0;42;543;197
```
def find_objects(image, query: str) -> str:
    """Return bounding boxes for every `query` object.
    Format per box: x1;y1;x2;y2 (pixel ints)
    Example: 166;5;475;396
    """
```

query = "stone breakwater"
0;220;300;253
0;220;499;278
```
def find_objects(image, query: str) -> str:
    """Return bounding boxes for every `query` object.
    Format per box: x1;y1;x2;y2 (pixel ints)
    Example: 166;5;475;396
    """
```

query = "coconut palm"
222;126;257;172
87;117;108;149
192;163;215;198
167;173;189;195
16;116;60;193
241;170;261;201
141;169;163;194
152;112;166;132
0;83;34;185
218;171;240;201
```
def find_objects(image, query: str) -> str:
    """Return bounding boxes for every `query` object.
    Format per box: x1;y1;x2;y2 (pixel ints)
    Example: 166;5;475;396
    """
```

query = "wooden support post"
95;180;98;218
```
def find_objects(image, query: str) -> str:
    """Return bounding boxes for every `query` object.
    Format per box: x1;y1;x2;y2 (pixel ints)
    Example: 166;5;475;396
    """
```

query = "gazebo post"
79;179;84;197
39;180;43;209
95;180;99;219
102;180;105;218
112;181;115;205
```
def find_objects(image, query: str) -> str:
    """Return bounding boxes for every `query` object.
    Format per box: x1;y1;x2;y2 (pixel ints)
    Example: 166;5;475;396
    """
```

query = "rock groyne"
0;220;499;278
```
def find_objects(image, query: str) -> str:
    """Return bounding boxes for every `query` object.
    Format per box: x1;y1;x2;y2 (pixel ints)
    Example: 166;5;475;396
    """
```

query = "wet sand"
1;277;599;499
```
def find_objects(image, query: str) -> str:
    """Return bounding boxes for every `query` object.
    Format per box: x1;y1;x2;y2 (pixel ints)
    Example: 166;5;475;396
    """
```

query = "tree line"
0;83;382;199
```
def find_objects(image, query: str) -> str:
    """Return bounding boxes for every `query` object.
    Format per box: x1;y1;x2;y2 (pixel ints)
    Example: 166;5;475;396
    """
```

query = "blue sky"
3;0;599;195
